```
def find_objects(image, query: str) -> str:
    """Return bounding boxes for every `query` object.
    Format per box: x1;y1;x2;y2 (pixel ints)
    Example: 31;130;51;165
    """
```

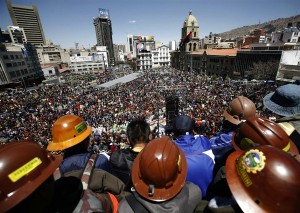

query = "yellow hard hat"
47;115;92;151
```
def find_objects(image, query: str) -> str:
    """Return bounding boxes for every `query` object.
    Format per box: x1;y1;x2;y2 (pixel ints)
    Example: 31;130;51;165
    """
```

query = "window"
6;63;12;67
3;55;9;59
49;70;53;74
10;71;16;78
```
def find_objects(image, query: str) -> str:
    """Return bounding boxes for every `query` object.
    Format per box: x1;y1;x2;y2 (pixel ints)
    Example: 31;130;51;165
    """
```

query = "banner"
99;8;109;19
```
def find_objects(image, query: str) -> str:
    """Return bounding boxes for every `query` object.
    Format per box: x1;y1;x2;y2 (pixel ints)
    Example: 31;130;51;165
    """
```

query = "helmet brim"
232;131;299;156
223;109;241;125
226;150;263;212
47;126;92;151
131;146;187;202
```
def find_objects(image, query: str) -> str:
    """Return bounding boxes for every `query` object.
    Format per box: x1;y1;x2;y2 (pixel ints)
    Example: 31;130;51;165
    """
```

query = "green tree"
127;61;137;71
249;60;279;81
211;74;217;81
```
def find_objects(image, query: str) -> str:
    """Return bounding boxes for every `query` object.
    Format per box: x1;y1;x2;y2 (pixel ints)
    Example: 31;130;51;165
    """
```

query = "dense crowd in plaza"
0;68;278;149
2;67;300;213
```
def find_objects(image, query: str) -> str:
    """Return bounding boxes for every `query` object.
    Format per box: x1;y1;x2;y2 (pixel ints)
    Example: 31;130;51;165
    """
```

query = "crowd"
1;68;300;212
0;68;278;149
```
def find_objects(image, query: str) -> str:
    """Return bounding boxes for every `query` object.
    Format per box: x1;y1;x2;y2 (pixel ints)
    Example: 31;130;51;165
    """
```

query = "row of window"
2;54;22;60
9;68;29;78
6;61;26;67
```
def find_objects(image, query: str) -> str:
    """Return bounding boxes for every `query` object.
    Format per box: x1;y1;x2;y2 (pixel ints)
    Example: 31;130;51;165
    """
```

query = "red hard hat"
226;145;300;212
0;141;62;212
232;116;299;155
131;136;187;202
223;96;256;125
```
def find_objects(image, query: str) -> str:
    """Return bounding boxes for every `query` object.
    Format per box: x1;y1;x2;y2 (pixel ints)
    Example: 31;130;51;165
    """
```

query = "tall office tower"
169;40;178;51
93;8;115;66
6;0;46;46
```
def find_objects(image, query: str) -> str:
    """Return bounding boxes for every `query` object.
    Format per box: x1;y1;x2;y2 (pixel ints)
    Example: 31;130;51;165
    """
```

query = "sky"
1;0;299;49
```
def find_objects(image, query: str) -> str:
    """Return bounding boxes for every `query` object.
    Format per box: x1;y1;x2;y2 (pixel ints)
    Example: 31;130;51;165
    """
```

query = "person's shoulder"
193;135;212;150
111;148;132;158
110;148;137;164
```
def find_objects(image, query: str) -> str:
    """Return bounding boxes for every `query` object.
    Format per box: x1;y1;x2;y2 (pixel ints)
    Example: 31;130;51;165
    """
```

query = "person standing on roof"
209;96;256;175
47;114;125;207
172;114;215;198
263;83;300;152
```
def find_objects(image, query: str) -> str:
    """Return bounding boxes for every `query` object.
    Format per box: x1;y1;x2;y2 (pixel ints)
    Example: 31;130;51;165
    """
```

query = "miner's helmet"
232;116;299;155
131;136;187;202
223;96;256;125
226;145;300;212
0;141;62;212
47;114;92;151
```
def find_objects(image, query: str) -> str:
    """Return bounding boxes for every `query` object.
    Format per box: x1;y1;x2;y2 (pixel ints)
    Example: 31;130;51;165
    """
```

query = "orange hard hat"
0;141;62;212
131;136;187;202
226;145;300;212
47;114;92;151
232;116;299;155
223;96;256;125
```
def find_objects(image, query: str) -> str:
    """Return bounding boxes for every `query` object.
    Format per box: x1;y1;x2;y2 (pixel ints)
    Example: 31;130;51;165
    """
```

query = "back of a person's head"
126;119;150;146
173;115;195;136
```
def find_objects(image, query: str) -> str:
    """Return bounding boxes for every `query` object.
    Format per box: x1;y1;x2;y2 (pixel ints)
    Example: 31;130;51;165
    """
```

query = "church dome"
183;10;199;28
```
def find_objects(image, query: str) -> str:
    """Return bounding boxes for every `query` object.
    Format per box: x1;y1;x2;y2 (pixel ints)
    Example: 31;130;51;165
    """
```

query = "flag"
180;31;192;46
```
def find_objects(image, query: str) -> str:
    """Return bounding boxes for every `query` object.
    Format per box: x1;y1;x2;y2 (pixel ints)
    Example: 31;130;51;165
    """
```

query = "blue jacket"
209;132;235;176
174;134;215;197
59;152;111;175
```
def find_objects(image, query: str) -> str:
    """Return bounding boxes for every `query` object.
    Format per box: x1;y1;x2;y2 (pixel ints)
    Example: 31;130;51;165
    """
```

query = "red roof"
58;68;70;73
192;48;239;56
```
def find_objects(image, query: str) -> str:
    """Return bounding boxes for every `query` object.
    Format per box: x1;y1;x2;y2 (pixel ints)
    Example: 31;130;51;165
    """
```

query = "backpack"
54;154;120;213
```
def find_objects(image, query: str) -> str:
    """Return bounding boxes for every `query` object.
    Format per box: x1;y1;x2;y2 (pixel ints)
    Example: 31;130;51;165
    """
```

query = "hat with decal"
226;145;300;212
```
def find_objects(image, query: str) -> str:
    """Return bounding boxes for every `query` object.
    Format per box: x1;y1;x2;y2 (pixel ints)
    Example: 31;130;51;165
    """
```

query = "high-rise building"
6;0;46;46
8;26;27;44
169;40;178;51
93;8;115;66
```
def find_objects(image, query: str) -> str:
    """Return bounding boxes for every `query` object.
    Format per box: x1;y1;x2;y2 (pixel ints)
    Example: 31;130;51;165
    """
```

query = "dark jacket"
118;182;202;213
110;148;139;191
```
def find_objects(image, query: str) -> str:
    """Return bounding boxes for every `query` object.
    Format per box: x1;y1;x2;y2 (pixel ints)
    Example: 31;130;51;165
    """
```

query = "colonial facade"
180;10;200;52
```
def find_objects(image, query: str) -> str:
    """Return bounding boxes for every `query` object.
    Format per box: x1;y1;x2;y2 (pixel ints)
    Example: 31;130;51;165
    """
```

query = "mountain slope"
218;15;300;39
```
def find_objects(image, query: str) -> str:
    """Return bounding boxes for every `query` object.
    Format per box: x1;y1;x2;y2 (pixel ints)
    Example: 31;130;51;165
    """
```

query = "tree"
127;61;137;71
248;60;279;81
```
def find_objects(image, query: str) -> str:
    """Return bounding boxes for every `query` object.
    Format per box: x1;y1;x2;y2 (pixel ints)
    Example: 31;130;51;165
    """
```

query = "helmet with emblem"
226;145;300;212
131;136;187;202
232;116;299;155
223;96;256;125
47;114;92;151
0;141;62;212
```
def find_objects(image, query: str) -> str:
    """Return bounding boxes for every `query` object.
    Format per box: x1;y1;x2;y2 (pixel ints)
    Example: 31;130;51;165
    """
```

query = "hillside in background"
217;15;300;39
